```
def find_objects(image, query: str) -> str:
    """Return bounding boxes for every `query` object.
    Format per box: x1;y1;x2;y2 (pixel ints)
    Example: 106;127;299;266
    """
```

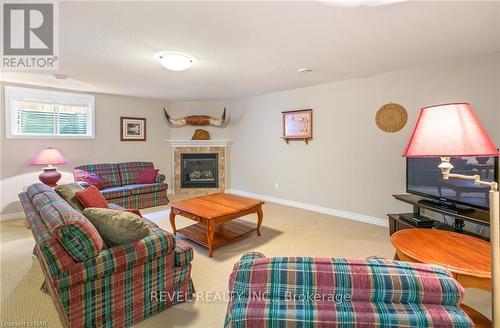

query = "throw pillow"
55;183;85;211
138;168;159;184
81;173;105;190
82;208;151;247
75;185;109;208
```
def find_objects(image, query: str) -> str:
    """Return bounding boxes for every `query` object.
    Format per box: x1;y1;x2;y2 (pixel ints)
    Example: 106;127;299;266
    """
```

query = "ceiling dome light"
157;52;193;71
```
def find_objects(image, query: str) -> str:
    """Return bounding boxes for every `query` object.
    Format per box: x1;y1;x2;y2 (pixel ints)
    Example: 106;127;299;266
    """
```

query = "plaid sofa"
19;183;194;328
225;252;472;327
73;162;168;209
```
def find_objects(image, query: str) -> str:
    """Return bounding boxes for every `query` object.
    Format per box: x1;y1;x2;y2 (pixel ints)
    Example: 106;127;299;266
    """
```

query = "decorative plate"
375;103;408;133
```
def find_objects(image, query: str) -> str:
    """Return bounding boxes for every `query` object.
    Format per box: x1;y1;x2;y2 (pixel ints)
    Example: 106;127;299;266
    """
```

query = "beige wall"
228;54;500;220
0;82;171;217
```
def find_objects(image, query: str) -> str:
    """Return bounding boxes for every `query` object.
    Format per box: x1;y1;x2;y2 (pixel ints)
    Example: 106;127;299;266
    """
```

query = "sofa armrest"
155;173;166;183
56;221;175;289
229;254;464;307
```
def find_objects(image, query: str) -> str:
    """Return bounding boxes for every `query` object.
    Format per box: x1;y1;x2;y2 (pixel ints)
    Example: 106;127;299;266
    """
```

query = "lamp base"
38;167;61;187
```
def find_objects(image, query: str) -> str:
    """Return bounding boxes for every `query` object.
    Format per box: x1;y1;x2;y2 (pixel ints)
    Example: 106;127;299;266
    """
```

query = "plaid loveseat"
73;161;168;209
225;252;472;327
19;183;194;328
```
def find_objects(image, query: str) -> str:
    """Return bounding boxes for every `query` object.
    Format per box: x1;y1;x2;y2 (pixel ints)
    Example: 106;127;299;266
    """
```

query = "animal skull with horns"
163;107;228;127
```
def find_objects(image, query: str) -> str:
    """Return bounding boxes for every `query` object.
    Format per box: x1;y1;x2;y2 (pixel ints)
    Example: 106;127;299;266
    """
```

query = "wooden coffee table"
391;229;492;327
169;193;264;257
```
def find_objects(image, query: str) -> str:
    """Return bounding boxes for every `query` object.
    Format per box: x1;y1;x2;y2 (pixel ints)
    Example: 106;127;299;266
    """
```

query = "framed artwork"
120;117;146;141
282;109;313;144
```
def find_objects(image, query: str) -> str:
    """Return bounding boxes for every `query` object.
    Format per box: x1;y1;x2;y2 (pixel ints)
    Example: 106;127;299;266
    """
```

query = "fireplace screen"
181;153;218;188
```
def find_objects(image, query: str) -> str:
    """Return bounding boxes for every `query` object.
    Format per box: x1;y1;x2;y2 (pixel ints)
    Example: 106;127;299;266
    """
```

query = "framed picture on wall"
282;109;312;144
120;117;146;141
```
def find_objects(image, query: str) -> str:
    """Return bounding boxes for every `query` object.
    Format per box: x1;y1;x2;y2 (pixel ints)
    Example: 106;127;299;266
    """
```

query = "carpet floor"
0;194;491;327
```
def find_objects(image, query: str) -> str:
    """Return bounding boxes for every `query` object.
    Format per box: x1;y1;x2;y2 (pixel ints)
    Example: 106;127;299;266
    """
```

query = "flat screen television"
407;156;498;211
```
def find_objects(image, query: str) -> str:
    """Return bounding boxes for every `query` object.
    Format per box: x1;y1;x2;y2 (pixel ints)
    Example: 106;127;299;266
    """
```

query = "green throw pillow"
82;208;151;247
55;183;85;211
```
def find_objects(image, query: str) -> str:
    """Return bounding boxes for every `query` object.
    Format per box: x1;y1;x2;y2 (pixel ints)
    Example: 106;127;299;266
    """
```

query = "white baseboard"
226;189;388;227
0;211;26;222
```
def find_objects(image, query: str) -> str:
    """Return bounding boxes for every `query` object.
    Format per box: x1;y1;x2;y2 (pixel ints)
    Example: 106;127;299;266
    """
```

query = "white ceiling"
2;1;500;100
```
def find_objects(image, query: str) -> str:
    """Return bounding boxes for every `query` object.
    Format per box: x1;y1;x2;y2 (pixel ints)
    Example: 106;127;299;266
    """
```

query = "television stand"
417;199;475;214
388;194;490;241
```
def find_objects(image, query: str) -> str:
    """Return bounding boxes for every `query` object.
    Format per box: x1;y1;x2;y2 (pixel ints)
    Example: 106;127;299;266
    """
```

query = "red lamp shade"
30;147;68;166
402;103;499;158
30;148;68;187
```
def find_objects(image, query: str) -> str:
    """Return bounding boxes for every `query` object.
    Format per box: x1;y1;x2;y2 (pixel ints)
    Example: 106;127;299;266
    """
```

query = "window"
5;86;95;138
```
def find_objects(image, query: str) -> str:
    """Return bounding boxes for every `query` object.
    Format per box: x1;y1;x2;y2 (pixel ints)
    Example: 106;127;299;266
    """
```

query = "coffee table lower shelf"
176;220;257;253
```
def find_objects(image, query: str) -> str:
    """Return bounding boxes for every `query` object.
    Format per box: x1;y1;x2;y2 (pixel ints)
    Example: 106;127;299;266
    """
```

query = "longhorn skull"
163;107;228;127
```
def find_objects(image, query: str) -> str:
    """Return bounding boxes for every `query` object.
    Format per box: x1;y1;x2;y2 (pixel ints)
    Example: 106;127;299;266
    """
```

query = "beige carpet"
0;195;491;327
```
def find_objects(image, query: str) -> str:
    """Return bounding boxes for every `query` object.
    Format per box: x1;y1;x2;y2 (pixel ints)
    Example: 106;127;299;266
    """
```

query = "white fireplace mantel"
165;139;233;148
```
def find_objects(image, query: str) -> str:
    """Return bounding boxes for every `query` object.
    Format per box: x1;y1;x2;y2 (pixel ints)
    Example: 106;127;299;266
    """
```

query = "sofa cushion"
224;255;472;328
28;186;104;261
230;256;464;306
82;208;151;247
100;185;133;199
73;163;121;188
138;168;159;184
174;238;194;267
118;162;154;185
128;183;167;195
55;183;85;211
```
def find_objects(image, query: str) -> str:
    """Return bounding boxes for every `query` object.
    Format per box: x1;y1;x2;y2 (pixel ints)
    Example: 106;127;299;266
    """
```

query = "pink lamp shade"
30;148;68;187
30;147;68;166
403;103;499;158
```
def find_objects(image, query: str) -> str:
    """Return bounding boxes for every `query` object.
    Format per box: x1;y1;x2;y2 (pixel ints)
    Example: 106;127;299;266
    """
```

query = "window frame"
4;85;95;139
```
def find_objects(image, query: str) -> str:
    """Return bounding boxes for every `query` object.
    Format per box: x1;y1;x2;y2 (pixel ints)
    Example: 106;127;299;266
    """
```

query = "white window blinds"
5;86;95;138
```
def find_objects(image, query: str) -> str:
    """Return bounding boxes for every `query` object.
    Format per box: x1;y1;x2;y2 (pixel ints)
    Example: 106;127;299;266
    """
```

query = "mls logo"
2;1;58;70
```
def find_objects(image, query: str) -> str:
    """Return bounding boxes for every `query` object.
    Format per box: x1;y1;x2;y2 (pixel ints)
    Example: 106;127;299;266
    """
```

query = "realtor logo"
2;1;58;70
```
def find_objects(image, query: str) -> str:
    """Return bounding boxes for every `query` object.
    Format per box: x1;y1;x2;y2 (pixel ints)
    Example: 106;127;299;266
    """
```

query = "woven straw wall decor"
375;103;408;133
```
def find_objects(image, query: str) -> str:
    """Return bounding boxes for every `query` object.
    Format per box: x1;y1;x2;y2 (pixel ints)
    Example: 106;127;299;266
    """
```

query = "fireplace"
168;140;230;194
181;153;219;189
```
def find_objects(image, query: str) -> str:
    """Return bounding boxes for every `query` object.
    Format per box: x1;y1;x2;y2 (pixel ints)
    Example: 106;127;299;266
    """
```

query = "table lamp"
402;103;499;324
29;147;68;187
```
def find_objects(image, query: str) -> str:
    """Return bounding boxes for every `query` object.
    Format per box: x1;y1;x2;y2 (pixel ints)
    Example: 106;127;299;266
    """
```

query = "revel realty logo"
2;1;58;70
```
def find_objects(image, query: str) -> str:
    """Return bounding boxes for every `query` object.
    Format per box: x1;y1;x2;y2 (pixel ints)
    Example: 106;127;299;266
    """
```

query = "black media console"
388;194;490;241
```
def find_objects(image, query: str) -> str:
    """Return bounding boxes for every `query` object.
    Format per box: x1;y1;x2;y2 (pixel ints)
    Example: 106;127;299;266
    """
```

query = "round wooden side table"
391;229;492;328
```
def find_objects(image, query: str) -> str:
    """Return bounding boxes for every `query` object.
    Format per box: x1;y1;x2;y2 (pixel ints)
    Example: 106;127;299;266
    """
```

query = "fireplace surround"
167;140;231;194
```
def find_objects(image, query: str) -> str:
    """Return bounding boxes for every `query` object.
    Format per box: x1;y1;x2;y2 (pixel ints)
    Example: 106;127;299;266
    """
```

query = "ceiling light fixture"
298;68;312;73
157;52;194;71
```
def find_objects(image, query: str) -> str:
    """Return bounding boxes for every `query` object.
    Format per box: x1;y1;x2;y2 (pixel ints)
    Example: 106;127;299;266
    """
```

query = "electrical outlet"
274;182;279;189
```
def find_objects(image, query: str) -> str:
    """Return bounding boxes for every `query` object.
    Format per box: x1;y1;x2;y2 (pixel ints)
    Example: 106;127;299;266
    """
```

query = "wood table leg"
460;304;491;328
169;210;177;235
207;221;215;257
256;206;263;236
